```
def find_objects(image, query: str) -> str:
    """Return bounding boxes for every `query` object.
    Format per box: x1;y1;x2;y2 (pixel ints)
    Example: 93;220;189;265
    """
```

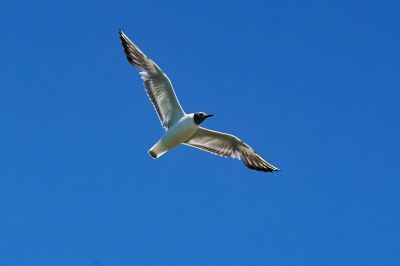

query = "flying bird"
119;30;279;172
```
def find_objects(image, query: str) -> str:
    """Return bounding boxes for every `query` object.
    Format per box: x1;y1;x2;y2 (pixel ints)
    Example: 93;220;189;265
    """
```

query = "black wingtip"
263;168;278;173
246;163;280;173
267;166;280;173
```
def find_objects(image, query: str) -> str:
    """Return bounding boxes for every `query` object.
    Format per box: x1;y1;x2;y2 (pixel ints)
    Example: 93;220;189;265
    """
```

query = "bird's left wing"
184;127;279;172
119;30;185;129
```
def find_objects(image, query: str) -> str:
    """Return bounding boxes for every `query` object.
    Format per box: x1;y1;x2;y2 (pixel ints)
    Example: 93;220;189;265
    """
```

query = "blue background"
1;0;399;265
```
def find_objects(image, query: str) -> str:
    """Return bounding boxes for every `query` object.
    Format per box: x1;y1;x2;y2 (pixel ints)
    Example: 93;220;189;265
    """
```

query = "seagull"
119;30;279;172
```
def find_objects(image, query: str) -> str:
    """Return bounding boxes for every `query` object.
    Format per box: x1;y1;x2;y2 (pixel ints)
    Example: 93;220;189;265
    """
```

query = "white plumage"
119;30;279;172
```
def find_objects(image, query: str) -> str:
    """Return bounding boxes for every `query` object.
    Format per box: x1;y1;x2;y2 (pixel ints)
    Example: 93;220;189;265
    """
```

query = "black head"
193;112;214;125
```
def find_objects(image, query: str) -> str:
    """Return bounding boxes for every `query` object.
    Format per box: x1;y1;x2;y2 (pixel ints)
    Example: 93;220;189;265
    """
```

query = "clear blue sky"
1;0;399;265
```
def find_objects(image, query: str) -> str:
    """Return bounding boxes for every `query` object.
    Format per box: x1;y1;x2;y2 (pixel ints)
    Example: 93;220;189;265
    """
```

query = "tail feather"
148;142;168;159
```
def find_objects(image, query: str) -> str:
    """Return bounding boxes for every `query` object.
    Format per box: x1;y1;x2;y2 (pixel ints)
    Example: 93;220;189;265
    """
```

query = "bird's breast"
160;117;198;149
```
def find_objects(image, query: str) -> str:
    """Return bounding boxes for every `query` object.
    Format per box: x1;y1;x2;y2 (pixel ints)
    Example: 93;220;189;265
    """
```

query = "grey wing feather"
119;30;185;129
184;127;279;172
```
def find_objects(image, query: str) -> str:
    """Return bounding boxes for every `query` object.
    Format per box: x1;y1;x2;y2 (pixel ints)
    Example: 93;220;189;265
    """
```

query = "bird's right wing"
119;30;185;129
184;127;279;172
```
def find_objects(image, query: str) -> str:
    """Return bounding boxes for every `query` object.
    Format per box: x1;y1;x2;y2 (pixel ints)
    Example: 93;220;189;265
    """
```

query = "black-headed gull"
119;30;279;172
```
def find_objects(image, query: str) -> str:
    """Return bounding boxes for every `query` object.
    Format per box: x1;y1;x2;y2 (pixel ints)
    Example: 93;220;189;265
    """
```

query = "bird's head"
193;112;214;125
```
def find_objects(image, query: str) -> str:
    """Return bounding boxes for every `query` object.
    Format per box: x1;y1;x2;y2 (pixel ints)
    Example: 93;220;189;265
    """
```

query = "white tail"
148;141;168;159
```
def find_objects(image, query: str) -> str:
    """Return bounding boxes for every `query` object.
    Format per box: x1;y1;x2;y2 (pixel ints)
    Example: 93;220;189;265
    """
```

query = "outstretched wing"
184;127;279;172
119;30;185;129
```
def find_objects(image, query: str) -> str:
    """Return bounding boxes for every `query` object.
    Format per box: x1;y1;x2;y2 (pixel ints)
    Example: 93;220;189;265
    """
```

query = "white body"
149;114;198;158
120;30;279;172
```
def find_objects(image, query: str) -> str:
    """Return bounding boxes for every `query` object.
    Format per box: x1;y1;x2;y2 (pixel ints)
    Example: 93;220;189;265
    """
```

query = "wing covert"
119;30;185;128
184;127;279;172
